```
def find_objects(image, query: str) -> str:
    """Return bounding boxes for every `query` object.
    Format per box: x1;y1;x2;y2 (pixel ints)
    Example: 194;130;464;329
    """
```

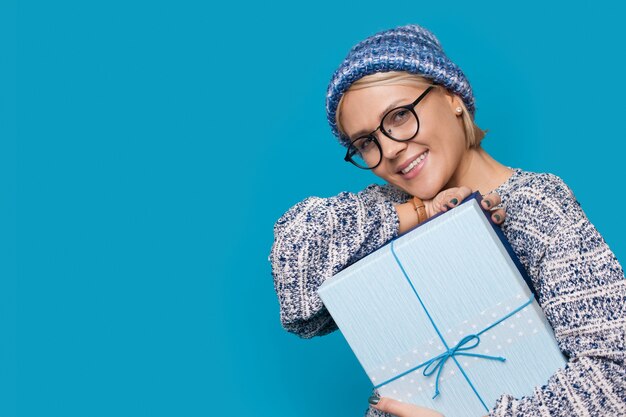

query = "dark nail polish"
368;394;380;405
449;198;458;205
483;200;491;208
494;214;501;222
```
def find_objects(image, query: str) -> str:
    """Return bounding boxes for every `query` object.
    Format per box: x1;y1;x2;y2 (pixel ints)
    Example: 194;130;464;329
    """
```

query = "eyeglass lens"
348;109;419;168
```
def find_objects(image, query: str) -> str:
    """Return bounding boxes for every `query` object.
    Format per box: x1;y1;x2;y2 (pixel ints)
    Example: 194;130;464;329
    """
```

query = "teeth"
401;151;429;174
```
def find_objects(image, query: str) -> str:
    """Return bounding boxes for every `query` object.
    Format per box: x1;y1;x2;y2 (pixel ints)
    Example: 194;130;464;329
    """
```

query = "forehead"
340;84;428;138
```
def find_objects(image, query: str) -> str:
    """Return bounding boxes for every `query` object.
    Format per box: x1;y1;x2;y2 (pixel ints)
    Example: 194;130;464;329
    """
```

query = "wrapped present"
317;193;567;417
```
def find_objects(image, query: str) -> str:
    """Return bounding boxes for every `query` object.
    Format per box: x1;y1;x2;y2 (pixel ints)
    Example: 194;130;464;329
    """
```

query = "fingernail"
494;214;501;222
483;200;491;208
449;198;458;205
368;394;380;405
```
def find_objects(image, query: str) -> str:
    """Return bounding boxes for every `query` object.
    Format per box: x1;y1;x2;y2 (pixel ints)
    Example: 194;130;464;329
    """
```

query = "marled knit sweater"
269;168;626;417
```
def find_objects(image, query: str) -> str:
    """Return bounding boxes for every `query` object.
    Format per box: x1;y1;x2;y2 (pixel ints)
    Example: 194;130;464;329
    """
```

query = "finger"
370;396;443;417
481;192;502;210
491;208;506;224
371;396;414;417
446;186;472;208
431;197;446;213
457;185;472;200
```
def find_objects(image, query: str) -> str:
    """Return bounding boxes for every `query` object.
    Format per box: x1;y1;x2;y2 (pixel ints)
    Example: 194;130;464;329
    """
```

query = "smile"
400;150;429;175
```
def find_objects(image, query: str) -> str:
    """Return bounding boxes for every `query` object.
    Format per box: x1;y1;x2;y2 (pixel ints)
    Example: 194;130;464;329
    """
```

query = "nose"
378;134;408;160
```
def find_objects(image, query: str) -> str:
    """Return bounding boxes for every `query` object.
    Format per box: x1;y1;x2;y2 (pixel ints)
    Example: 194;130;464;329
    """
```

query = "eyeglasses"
344;85;436;170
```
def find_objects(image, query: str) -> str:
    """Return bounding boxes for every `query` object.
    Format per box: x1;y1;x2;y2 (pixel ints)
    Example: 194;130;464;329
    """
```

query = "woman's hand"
368;394;445;417
396;186;505;235
424;186;506;225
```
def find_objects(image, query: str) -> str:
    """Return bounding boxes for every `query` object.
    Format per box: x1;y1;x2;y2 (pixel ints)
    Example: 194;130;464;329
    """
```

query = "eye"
385;108;411;128
353;136;375;153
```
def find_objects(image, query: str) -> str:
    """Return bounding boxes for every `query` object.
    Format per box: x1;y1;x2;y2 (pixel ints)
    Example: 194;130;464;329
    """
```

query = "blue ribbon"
421;334;506;398
374;240;535;411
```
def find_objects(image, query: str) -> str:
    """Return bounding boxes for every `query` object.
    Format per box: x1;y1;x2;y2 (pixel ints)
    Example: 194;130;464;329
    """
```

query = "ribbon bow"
421;334;506;398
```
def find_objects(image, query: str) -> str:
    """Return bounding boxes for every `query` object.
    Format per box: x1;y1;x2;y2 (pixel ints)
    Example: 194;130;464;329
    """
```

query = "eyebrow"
348;98;410;140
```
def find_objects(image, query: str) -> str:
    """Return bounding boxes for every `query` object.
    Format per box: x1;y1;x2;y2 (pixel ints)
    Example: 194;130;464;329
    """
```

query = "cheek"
423;111;453;137
372;166;392;182
423;112;466;155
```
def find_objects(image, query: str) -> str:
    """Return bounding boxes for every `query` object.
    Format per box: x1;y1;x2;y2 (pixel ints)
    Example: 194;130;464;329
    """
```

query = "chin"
389;181;439;200
389;179;441;200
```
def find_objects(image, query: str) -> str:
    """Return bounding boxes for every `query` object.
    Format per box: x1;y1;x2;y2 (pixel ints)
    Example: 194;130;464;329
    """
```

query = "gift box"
317;193;567;417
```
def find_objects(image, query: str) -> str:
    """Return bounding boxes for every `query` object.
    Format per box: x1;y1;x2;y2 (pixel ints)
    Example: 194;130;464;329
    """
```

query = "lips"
397;150;429;174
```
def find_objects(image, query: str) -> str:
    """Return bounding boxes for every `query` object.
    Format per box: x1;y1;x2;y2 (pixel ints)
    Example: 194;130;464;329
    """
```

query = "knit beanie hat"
326;24;475;147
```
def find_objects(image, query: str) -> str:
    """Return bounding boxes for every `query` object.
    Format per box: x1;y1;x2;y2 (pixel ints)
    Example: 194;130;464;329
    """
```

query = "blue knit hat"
326;24;475;147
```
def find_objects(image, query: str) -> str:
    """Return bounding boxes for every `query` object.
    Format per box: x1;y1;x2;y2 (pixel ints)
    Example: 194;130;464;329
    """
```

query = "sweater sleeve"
269;183;409;339
489;177;626;416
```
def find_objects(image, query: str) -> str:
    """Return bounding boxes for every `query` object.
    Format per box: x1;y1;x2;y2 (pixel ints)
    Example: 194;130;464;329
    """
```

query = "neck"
445;147;513;195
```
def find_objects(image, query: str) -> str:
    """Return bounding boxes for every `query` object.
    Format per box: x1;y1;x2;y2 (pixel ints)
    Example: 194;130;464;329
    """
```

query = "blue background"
1;1;624;416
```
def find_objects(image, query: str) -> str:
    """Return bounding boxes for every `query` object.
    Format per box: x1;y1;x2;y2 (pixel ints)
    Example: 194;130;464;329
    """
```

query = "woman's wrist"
395;196;443;235
395;201;421;235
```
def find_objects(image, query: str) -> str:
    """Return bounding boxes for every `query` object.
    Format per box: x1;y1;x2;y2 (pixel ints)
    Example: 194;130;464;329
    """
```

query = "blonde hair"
335;72;487;148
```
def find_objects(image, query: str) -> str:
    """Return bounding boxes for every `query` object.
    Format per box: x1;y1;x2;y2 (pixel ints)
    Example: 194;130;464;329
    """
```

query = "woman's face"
339;84;469;200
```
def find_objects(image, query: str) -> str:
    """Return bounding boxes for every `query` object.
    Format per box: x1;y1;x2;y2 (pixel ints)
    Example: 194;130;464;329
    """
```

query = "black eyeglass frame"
343;85;436;170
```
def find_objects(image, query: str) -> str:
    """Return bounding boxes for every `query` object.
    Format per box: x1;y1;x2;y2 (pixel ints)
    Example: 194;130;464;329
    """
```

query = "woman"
269;24;625;417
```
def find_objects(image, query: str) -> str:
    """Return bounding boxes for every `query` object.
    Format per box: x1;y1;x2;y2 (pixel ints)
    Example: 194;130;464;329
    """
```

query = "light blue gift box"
318;193;567;417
